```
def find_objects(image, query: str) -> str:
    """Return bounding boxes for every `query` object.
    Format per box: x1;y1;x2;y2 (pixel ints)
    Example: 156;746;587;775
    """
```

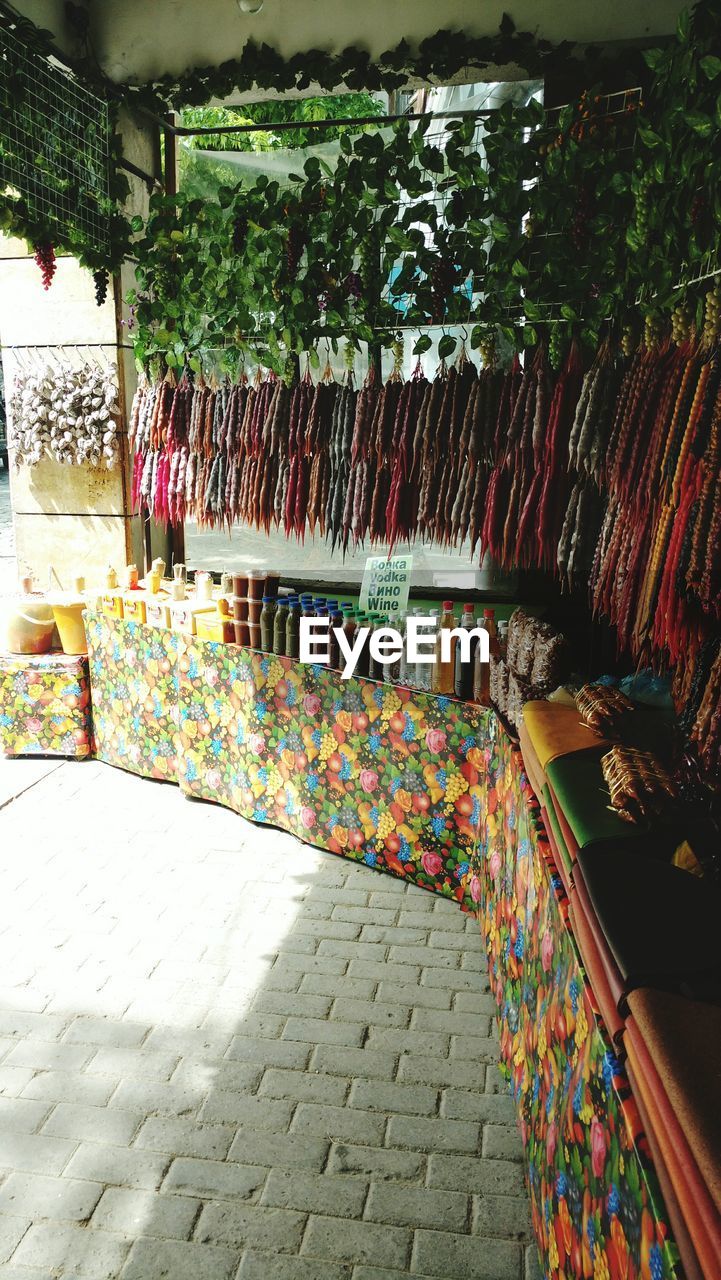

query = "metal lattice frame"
0;19;111;255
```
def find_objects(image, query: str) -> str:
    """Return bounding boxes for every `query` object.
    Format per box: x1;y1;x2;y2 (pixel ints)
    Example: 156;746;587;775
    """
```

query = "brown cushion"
518;721;547;799
627;988;721;1213
523;699;608;770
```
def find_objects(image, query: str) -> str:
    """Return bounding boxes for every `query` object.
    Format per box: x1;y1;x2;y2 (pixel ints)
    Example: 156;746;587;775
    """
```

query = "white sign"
359;555;413;619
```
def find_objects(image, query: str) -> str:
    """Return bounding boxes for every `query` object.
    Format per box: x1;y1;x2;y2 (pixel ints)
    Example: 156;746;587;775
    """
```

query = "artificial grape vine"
33;242;56;290
93;269;109;307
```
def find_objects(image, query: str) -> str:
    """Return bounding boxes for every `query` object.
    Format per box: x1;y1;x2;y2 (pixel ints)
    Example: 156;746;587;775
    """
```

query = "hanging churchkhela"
128;321;721;785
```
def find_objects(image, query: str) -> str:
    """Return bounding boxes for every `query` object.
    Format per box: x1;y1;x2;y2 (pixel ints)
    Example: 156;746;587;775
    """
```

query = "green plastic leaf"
438;334;457;359
685;111;712;136
413;334;433;354
701;55;721;79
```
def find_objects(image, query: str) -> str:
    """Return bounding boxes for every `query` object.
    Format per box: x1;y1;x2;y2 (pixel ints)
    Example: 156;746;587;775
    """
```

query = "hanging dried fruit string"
325;345;358;552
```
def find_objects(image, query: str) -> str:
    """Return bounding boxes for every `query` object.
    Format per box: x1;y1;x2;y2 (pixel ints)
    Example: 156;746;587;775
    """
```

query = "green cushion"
542;783;573;880
546;748;645;849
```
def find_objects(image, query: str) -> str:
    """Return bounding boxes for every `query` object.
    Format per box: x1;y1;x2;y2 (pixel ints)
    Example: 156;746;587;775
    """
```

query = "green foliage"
128;0;721;374
126;19;596;115
630;0;721;314
0;5;130;272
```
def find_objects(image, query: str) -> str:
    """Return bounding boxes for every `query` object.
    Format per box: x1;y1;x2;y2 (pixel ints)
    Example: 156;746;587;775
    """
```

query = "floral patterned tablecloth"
178;641;491;911
84;614;490;909
0;651;91;759
86;613;180;782
472;725;681;1280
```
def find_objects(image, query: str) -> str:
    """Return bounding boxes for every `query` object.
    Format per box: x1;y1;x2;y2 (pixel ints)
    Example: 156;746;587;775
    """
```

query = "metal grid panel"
514;87;642;322
380;82;542;326
0;20;110;255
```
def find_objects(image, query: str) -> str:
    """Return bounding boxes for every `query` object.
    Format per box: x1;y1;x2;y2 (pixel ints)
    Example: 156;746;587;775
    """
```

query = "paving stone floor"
0;755;540;1279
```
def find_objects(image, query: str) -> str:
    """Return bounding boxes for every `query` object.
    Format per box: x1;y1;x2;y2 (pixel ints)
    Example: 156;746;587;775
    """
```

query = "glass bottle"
354;612;371;678
273;596;289;656
474;615;491;705
368;611;386;680
387;611;405;685
454;604;476;700
433;601;456;695
413;607;435;692
341;607;357;672
285;598;301;660
260;595;277;652
329;607;342;670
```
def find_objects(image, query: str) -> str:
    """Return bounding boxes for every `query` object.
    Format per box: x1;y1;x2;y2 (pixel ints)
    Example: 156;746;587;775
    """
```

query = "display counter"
471;727;681;1280
86;613;488;910
0;650;91;759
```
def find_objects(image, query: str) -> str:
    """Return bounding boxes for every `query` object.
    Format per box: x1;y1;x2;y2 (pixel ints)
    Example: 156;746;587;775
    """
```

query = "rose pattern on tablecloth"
178;642;490;908
85;613;179;782
0;651;91;759
471;728;680;1280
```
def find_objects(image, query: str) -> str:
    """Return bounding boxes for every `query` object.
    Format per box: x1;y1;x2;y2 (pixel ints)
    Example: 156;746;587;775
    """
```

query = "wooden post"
162;114;186;569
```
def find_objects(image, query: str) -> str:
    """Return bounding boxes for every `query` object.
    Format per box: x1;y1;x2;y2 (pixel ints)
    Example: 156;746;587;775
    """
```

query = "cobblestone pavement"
0;756;540;1279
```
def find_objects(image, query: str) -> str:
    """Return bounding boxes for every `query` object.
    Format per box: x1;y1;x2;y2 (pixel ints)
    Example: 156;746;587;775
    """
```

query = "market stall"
5;4;721;1278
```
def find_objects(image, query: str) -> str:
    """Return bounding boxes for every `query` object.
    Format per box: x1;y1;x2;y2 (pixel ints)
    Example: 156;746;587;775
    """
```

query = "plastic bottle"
260;595;277;652
387;611;405;684
354;612;371;678
329;606;343;670
413;607;436;692
285;598;301;660
454;604;476;700
474;615;491;705
367;615;382;680
397;611;410;687
484;608;500;659
341;607;357;672
273;597;289;656
433;601;456;695
310;607;328;665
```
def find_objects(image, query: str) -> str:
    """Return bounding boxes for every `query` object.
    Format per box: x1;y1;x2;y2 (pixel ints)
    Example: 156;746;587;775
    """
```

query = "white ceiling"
15;0;688;88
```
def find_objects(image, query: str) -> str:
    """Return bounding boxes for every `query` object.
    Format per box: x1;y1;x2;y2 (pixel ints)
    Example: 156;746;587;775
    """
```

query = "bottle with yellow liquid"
433;601;456;696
